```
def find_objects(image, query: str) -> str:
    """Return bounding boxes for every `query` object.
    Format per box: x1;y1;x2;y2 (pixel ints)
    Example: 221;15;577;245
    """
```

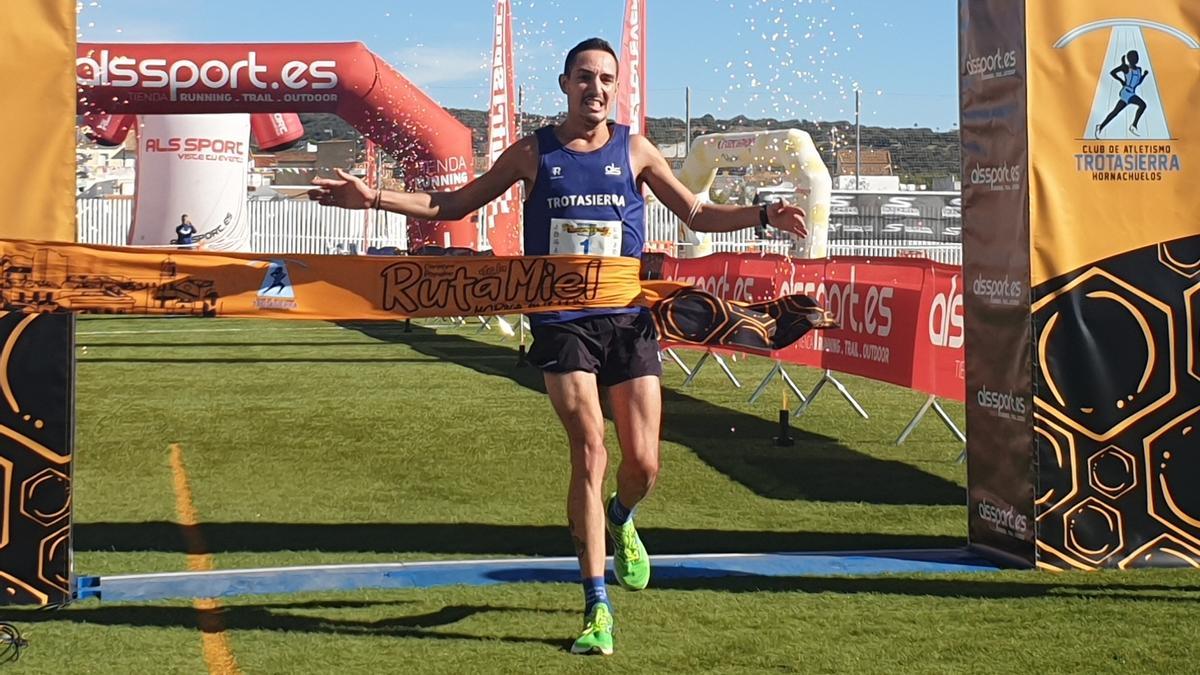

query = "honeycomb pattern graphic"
0;311;73;605
1032;268;1175;443
1144;407;1200;548
20;468;70;527
1184;283;1200;383
1158;239;1200;280
1088;446;1137;500
1033;235;1200;570
651;287;833;354
37;525;70;594
1063;497;1124;567
1034;414;1078;516
1118;533;1200;569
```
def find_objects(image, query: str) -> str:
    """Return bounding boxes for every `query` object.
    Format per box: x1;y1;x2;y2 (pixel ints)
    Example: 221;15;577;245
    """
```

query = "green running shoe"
606;493;650;591
570;603;614;656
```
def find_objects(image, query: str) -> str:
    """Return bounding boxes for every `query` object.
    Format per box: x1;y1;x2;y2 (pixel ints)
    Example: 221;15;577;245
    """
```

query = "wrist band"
758;203;770;227
371;189;383;210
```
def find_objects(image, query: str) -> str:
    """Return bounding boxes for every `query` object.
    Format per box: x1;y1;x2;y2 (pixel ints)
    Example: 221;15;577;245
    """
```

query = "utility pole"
855;89;862;190
517;84;525;138
684;86;691;157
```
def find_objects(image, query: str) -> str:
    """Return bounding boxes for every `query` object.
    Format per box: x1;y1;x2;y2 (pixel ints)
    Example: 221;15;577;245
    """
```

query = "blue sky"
77;0;958;130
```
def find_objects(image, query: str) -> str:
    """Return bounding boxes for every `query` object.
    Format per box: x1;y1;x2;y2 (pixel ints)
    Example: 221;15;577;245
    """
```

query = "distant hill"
295;110;961;186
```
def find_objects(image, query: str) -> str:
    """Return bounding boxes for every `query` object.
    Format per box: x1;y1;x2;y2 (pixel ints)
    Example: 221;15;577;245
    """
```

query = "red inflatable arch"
82;112;135;147
77;42;503;252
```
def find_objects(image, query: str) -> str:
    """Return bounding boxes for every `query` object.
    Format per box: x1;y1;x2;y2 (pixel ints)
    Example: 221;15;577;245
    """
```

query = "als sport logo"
964;47;1018;81
779;267;894;339
144;137;245;163
977;498;1029;539
76;50;338;103
968;163;1022;192
976;385;1028;421
928;275;963;349
1056;18;1196;181
972;274;1024;307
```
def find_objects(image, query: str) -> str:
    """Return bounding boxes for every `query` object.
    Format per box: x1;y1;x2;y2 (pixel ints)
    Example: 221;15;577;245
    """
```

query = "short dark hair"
563;38;617;76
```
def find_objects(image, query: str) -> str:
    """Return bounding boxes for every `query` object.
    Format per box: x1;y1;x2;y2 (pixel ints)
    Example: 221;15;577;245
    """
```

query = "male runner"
309;37;808;655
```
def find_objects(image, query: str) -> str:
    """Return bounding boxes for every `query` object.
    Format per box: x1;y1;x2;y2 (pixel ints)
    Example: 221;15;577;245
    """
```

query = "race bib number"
548;218;623;257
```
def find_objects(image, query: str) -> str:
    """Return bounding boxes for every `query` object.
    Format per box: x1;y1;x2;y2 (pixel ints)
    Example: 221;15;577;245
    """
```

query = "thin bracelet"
686;198;702;229
371;189;383;210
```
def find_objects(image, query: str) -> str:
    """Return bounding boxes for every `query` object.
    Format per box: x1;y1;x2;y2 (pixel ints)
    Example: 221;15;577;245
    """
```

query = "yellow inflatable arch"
674;129;831;259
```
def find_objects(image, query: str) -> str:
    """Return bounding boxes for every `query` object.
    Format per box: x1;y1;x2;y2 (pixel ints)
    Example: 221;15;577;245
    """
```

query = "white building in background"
832;175;903;191
76;133;138;197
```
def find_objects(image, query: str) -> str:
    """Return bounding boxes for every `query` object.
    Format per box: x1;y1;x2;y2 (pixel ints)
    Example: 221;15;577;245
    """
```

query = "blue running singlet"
523;123;646;325
1121;66;1145;103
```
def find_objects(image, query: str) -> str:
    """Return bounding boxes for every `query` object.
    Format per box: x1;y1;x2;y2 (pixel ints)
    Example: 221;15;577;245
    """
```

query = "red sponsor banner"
616;0;647;135
914;262;966;401
661;254;966;402
484;0;521;255
661;252;785;305
785;258;926;388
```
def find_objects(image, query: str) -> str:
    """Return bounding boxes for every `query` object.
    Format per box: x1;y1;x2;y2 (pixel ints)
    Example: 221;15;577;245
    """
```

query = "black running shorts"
528;311;663;386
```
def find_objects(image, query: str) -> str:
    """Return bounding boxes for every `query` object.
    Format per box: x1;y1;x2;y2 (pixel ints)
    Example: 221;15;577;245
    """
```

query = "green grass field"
4;316;1198;673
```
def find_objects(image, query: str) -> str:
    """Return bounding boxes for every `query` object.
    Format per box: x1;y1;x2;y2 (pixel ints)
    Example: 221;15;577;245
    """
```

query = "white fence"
75;198;963;265
76;198;408;254
644;200;679;246
648;202;961;263
75;198;135;246
827;242;963;266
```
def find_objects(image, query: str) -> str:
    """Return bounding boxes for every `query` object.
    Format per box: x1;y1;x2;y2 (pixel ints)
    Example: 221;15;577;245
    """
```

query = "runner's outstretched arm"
308;136;537;221
631;134;807;238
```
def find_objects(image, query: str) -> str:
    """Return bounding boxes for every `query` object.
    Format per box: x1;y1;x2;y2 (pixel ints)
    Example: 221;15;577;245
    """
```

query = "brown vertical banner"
961;0;1036;566
0;0;76;241
0;312;73;605
1027;2;1200;570
964;0;1200;570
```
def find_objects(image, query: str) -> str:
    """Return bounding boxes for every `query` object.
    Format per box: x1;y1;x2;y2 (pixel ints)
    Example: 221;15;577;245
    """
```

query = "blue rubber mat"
76;549;1001;603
